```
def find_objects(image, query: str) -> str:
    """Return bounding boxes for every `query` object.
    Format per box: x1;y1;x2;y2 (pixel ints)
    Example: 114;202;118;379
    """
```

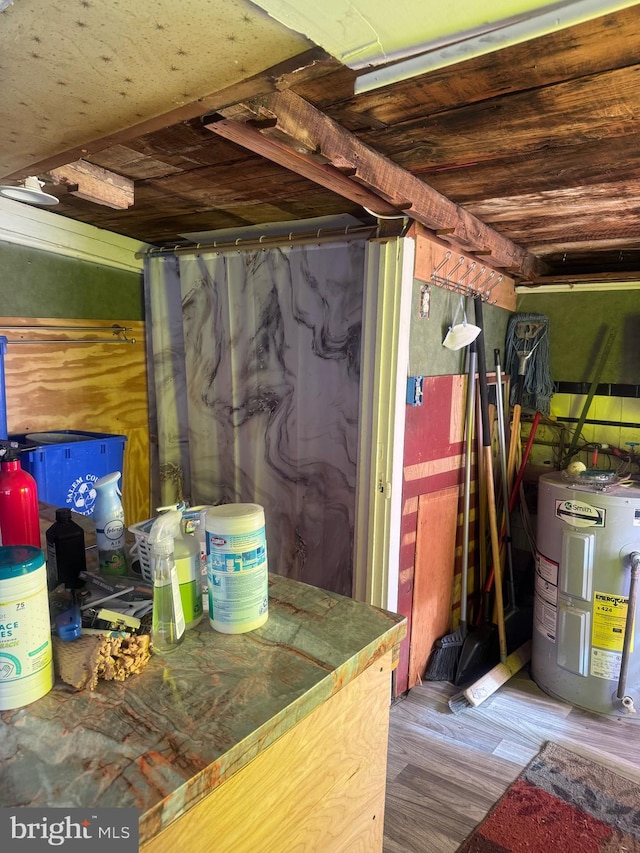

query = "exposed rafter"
49;161;134;210
208;89;546;280
205;116;403;217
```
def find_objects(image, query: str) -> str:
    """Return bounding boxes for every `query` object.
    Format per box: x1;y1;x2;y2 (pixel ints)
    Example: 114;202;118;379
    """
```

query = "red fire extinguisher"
0;449;41;548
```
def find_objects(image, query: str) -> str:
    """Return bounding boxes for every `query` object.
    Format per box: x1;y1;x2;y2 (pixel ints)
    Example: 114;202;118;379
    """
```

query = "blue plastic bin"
13;431;127;516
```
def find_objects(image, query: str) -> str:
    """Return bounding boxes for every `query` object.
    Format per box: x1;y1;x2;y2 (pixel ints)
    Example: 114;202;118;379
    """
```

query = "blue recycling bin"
14;431;127;516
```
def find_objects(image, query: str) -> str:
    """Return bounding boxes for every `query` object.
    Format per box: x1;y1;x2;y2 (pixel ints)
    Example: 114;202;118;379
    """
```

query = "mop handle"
478;410;542;617
460;342;477;631
475;298;507;665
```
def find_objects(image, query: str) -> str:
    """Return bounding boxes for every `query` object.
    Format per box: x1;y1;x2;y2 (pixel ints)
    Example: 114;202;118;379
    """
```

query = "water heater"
532;471;640;720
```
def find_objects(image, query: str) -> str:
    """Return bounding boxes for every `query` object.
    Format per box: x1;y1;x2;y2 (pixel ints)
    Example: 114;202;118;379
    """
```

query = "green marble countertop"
0;572;405;846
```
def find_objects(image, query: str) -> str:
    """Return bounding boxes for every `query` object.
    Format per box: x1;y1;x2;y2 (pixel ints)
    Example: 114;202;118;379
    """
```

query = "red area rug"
457;741;640;852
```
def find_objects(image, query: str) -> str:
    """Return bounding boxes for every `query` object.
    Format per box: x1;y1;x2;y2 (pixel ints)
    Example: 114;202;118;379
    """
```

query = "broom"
424;341;477;681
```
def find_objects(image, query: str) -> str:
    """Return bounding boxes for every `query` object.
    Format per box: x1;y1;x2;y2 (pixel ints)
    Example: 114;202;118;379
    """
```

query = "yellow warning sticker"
592;591;633;653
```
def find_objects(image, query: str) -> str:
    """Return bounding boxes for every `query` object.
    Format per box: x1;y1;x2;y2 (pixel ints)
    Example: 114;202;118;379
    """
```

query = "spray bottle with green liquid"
156;504;203;629
149;510;186;653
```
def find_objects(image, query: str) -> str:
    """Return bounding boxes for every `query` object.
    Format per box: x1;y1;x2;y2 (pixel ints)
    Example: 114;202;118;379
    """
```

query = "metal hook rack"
430;250;503;302
0;324;136;345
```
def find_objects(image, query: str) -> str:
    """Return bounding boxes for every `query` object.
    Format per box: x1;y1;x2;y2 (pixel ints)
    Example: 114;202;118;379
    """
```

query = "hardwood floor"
383;670;640;853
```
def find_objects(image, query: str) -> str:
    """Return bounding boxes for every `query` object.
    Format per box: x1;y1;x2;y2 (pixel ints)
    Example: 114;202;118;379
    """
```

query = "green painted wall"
517;290;640;384
0;242;144;320
408;279;511;377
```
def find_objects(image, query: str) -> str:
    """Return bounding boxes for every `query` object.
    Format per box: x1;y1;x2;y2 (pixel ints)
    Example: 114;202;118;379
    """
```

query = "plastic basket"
129;506;208;583
128;518;155;582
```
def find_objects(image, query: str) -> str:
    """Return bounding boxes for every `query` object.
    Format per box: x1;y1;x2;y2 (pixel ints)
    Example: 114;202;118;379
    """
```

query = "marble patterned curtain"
145;240;366;596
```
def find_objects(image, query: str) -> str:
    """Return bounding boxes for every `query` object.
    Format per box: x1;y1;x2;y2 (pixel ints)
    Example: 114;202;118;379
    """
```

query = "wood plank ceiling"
4;5;640;282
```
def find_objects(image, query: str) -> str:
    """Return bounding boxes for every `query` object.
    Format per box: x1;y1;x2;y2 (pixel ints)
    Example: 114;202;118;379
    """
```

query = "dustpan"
442;296;481;351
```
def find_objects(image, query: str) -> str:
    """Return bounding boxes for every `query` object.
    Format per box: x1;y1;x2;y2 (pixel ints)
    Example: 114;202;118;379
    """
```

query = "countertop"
0;563;405;846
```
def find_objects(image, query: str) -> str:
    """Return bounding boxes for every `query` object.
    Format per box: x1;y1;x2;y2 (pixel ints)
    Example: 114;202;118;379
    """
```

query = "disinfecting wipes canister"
0;546;54;710
205;503;269;634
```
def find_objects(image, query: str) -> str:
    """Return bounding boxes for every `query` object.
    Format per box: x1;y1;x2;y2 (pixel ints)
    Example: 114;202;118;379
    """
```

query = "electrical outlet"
407;376;423;406
419;284;430;319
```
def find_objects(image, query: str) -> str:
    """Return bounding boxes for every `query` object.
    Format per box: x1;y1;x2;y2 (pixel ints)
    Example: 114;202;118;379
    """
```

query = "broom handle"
480;411;542;601
507;354;526;486
495;349;516;609
475;380;488;627
565;327;616;464
475;299;508;665
510;411;541;513
460;342;477;632
507;406;521;488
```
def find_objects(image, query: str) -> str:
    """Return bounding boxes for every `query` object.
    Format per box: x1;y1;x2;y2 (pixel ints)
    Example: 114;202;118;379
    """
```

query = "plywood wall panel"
1;317;150;523
408;485;460;690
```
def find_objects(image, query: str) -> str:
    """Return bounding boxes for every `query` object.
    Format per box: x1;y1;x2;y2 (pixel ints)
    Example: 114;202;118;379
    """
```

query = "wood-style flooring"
383;670;640;853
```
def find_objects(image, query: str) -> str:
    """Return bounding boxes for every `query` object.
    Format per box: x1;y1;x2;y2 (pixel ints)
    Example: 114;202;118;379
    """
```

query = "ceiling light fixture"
0;176;59;206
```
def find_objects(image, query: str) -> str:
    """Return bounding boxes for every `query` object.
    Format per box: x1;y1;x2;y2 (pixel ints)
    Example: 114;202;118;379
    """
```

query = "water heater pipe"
616;551;640;713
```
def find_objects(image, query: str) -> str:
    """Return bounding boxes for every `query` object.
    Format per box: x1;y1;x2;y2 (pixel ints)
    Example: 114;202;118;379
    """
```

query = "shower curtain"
145;239;366;596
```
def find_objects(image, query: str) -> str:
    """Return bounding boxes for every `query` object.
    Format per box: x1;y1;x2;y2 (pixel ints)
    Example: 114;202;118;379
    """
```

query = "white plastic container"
0;545;54;710
205;503;269;634
183;505;212;613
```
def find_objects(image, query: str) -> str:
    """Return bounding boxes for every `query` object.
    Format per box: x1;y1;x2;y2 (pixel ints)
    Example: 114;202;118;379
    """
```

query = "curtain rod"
0;325;133;332
136;225;377;259
6;339;136;345
0;324;136;344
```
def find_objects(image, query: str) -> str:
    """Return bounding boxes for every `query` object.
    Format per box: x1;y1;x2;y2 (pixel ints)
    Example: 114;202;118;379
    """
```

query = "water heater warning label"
591;648;622;680
534;552;558;643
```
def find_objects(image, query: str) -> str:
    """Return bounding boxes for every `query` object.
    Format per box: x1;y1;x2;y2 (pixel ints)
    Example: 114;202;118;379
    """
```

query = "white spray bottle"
148;510;186;653
93;471;127;575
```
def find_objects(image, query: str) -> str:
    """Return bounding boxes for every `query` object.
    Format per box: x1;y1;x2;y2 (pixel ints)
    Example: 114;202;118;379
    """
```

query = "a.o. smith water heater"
532;471;640;719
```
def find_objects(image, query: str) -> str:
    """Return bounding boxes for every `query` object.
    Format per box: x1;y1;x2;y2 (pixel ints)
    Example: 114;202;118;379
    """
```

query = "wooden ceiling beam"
229;90;546;279
204;117;402;218
49;161;134;209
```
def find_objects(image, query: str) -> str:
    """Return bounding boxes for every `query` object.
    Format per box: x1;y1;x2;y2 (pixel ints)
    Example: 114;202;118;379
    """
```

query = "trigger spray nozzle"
148;509;182;557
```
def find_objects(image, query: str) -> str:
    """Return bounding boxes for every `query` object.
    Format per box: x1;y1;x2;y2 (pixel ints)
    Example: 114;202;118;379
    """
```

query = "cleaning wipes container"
0;546;54;710
205;503;269;634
